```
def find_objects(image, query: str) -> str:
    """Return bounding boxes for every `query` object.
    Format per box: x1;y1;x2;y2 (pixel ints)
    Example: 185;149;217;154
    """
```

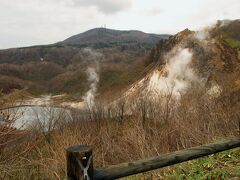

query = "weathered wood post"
67;145;93;180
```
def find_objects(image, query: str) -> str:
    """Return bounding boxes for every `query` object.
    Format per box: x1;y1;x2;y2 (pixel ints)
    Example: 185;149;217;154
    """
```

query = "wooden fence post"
67;145;93;180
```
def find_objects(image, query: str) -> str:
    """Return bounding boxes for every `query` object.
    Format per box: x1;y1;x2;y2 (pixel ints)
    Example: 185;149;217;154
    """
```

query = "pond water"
0;106;73;130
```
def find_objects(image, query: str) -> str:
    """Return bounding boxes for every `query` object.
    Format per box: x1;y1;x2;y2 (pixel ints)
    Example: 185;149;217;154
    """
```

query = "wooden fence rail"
66;137;240;180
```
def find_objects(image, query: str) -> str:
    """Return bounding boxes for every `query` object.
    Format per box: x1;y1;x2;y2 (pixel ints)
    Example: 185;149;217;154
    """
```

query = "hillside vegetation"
0;20;240;179
0;28;168;96
0;86;239;179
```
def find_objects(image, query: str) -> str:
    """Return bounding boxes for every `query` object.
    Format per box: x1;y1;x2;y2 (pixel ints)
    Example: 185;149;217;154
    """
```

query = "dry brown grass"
0;88;239;179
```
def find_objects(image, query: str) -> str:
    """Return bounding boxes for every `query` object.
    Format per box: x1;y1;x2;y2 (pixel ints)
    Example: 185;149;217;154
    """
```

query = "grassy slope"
163;148;240;179
220;20;240;49
224;37;240;48
123;148;240;180
0;47;148;97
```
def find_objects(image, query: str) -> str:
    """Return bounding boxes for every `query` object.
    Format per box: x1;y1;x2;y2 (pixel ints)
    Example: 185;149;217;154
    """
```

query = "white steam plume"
217;20;232;27
148;47;199;97
82;48;103;62
194;30;209;41
82;48;102;109
83;67;99;108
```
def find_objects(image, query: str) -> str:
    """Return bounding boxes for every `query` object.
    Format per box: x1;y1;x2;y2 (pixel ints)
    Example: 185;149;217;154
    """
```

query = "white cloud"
0;0;239;49
184;0;240;30
146;8;164;16
0;0;110;48
71;0;133;14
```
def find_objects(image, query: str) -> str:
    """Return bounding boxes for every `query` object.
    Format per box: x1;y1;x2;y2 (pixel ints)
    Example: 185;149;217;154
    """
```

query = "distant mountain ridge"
0;28;170;65
60;28;170;46
0;28;169;94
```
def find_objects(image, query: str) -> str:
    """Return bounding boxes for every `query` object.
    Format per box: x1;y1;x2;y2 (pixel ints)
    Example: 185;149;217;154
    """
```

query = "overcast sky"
0;0;239;49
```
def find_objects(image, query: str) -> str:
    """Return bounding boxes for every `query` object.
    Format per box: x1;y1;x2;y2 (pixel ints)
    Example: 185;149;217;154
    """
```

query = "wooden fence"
66;137;240;180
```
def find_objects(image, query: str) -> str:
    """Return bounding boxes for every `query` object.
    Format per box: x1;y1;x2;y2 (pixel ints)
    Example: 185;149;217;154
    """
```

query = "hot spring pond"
0;106;73;130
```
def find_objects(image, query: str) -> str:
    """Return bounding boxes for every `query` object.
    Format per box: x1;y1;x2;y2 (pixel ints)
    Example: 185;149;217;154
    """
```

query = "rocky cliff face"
123;20;240;104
